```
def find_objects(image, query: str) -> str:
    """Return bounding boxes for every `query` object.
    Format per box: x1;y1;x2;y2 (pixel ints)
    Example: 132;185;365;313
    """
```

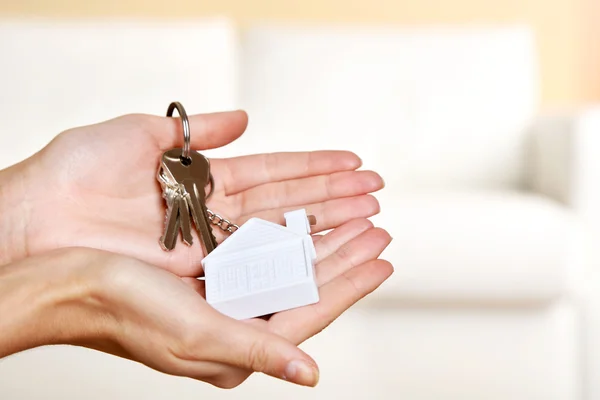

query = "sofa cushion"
369;190;583;303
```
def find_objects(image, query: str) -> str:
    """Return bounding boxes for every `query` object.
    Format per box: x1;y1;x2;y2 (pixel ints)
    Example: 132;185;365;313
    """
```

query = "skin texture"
0;110;393;389
0;217;392;389
0;111;385;276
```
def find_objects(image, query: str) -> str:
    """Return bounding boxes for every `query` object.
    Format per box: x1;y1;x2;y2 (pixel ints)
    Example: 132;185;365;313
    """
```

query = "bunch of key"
155;102;321;320
157;148;218;255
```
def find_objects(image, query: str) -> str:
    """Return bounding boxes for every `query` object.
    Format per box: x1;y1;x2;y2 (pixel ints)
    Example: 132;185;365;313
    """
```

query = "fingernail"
284;360;319;386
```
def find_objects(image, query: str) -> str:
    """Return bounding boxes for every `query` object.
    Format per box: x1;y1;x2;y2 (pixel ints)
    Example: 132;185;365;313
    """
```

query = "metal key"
160;187;182;251
157;169;178;250
161;148;218;255
177;191;194;245
157;170;193;250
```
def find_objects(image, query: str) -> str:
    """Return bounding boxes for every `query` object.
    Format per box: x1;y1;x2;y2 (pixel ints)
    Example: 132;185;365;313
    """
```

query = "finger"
179;279;264;389
316;227;392;285
203;315;320;387
62;220;206;277
314;218;374;263
179;282;272;388
181;277;205;297
171;353;253;390
236;170;384;215
148;110;249;151
312;234;325;244
212;150;362;196
239;195;380;233
269;259;394;345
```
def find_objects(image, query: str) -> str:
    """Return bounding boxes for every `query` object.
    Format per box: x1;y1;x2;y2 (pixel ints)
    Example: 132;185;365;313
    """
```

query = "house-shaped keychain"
202;209;320;320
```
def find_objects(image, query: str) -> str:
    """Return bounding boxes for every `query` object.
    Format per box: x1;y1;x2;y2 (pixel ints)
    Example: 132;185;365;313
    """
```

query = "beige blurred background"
1;2;600;400
1;0;599;108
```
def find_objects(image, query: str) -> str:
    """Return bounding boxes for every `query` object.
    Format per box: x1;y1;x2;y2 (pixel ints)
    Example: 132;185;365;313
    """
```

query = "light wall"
1;0;597;108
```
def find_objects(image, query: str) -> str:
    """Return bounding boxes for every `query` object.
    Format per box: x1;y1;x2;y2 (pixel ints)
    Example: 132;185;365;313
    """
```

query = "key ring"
167;101;191;162
166;101;215;199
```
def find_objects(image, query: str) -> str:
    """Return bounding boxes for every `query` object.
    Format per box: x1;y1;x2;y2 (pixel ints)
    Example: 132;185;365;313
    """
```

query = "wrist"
0;163;31;266
0;248;111;357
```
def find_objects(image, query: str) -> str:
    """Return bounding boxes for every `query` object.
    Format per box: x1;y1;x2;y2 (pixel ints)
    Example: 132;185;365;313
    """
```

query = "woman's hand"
0;218;392;389
0;247;320;386
189;217;394;388
0;111;384;274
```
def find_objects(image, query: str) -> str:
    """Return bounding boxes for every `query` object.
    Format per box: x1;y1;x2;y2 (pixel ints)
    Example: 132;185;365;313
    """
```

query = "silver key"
160;148;218;255
160;187;182;251
177;189;194;245
157;170;193;250
157;169;177;250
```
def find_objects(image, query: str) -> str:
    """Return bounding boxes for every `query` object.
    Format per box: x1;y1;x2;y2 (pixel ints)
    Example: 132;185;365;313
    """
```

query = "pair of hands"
0;110;392;388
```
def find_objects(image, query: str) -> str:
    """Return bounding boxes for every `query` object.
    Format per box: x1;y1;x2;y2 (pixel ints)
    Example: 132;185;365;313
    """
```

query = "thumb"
152;110;248;151
205;315;320;387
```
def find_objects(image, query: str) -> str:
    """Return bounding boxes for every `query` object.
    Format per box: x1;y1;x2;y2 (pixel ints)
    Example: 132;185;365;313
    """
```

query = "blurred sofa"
0;18;599;400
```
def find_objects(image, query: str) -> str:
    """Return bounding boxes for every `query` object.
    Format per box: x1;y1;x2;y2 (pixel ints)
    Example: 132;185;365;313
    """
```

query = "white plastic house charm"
201;209;319;320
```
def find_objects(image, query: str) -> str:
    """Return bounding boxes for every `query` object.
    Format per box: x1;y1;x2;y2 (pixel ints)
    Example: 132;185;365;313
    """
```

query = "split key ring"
166;101;214;200
166;101;191;162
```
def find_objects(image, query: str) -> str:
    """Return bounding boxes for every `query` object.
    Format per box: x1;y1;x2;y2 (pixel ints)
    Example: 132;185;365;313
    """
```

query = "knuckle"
115;113;153;134
336;242;353;262
246;340;270;372
168;325;205;361
118;112;146;124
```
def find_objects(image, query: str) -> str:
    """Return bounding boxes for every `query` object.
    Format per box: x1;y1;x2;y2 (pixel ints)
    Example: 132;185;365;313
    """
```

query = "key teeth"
159;237;174;252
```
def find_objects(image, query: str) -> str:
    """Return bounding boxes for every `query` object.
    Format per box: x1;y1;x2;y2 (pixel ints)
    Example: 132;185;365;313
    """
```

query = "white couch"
0;18;599;400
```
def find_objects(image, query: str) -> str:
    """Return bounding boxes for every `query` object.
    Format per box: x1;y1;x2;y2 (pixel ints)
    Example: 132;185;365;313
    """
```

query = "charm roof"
202;217;306;263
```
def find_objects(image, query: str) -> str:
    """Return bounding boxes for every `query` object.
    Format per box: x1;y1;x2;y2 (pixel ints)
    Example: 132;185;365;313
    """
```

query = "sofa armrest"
528;106;600;225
